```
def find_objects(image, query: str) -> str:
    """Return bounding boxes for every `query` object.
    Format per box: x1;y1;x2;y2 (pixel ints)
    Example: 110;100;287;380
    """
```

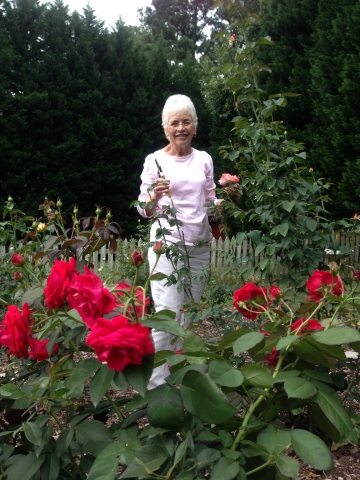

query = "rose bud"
353;270;360;282
130;250;144;267
11;253;25;266
153;241;166;255
13;271;23;281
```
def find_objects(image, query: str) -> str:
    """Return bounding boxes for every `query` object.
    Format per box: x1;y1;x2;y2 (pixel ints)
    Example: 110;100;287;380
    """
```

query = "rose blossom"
219;173;239;186
114;282;150;319
11;254;25;266
153;241;166;255
306;270;344;302
265;347;280;367
13;271;23;282
28;336;59;361
291;318;323;335
269;285;282;299
233;283;270;320
353;270;360;281
44;258;78;309
1;304;31;359
86;315;155;371
130;250;144;266
68;267;116;327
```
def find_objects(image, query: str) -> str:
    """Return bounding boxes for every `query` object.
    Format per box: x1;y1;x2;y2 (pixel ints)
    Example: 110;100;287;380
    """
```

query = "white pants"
147;245;209;389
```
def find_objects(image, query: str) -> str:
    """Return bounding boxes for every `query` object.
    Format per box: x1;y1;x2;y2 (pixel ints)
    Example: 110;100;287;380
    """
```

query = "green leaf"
257;425;291;455
64;357;101;393
208;360;244;387
75;420;112;453
275;454;300;478
87;441;126;480
284;377;317;399
276;335;299;350
241;364;274;388
312;327;360;345
5;452;45;480
40;453;60;480
210;457;240;479
305;219;318;232
291;429;334;470
278;222;289;237
180;371;237;423
0;384;25;399
183;332;207;364
282;200;295;212
147;384;185;430
123;355;154;398
149;272;168;281
56;428;74;458
315;390;358;444
142;310;185;337
120;445;168;478
166;364;208;385
233;332;265;356
24;422;43;446
273;370;301;383
90;364;115;406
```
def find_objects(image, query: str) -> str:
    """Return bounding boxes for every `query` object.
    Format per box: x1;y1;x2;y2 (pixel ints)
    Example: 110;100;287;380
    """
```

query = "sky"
47;0;154;28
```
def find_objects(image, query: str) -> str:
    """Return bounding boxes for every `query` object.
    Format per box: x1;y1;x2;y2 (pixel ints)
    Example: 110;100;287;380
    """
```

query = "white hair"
161;94;198;129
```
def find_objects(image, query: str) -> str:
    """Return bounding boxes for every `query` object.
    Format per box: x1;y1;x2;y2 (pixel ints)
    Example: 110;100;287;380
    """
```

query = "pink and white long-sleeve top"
137;148;217;245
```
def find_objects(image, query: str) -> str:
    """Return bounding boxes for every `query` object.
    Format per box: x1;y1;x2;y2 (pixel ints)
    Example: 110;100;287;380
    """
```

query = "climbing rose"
68;267;116;327
219;173;239;186
28;336;59;361
269;285;282;299
44;258;78;309
306;270;344;302
0;304;31;359
233;283;270;320
265;347;280;367
11;254;24;266
114;282;150;320
86;315;154;372
130;250;144;266
291;318;323;335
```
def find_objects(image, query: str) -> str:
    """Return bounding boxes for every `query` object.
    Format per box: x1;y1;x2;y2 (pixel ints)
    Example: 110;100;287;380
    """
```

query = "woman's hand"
151;177;170;201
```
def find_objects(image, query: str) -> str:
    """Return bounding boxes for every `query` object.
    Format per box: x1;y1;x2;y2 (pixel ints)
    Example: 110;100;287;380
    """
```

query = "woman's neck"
163;144;193;157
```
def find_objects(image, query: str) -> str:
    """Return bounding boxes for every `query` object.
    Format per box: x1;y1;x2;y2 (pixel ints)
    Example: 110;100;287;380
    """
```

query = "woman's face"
164;111;196;151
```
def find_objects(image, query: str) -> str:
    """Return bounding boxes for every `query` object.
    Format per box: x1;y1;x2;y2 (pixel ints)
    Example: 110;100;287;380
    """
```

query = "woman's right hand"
151;177;170;201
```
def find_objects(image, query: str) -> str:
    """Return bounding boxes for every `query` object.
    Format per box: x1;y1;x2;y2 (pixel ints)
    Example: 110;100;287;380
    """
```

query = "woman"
137;94;220;388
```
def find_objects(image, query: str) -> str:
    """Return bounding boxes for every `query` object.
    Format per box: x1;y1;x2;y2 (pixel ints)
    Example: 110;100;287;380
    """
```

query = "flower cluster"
1;258;153;372
0;304;58;360
218;173;242;202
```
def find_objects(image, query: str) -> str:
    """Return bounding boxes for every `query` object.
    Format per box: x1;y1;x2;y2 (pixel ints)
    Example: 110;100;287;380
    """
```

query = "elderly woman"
137;94;220;388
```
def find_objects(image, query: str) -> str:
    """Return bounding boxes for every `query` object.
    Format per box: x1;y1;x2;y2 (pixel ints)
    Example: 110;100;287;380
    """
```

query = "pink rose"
44;258;78;309
86;315;155;371
219;173;239;186
68;267;116;327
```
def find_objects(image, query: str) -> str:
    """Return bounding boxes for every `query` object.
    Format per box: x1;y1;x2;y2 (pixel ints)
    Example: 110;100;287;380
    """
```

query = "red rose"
306;270;344;302
114;281;150;320
13;271;23;282
269;285;282;299
233;283;270;320
68;267;116;327
353;270;360;281
11;253;25;266
85;315;155;371
265;347;280;367
153;241;166;255
219;173;239;186
291;318;323;335
28;336;59;360
130;250;144;266
44;258;78;309
1;304;31;359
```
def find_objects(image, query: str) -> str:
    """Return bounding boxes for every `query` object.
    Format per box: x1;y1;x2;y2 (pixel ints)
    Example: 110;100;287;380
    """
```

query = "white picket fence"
1;234;359;274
